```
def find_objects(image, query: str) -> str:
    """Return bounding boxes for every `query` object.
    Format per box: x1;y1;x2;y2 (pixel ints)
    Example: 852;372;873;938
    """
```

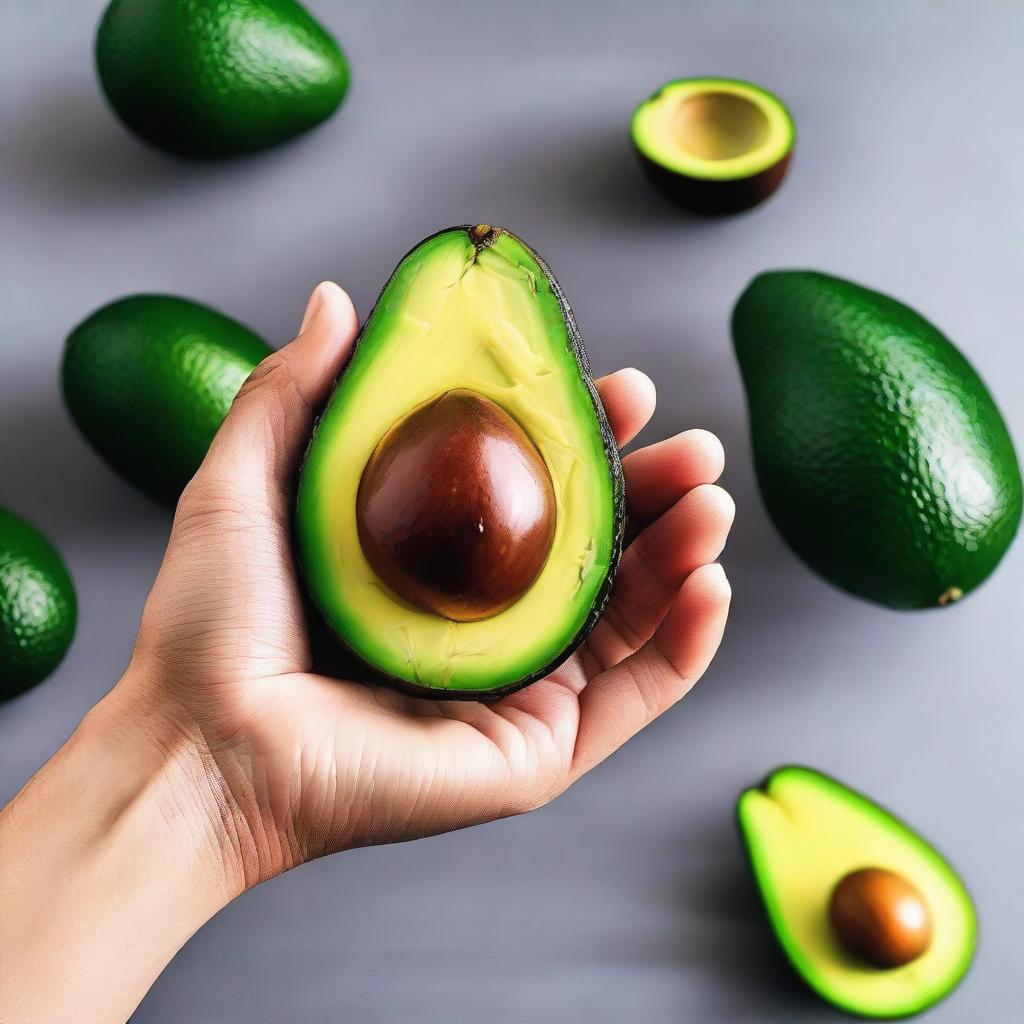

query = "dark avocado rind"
631;78;794;215
95;0;349;158
737;766;977;1019
0;508;78;701
296;225;625;700
63;294;272;507
733;271;1022;608
637;147;791;216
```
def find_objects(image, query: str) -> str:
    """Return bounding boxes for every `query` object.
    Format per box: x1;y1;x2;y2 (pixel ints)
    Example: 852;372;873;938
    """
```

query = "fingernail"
300;284;324;334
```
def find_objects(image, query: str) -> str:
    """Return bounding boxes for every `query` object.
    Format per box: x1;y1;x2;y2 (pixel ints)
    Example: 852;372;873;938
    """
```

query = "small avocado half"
738;766;976;1019
296;225;624;699
631;78;794;214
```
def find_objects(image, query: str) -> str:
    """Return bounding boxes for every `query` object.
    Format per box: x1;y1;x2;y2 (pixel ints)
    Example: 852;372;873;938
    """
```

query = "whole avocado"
733;270;1022;609
63;294;272;506
0;509;77;701
95;0;349;158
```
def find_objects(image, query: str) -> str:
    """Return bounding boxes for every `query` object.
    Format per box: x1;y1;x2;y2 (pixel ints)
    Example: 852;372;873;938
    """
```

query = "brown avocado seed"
828;867;933;969
356;389;556;622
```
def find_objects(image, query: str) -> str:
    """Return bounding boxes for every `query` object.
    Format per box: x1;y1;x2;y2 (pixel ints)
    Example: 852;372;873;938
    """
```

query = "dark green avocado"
95;0;349;158
0;508;77;701
738;766;976;1018
733;270;1022;608
631;78;794;215
63;294;272;506
296;225;624;699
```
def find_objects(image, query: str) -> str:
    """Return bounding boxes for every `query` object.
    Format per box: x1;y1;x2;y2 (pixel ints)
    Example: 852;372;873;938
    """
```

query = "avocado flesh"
63;295;272;506
733;271;1022;608
95;0;349;158
738;767;976;1019
631;78;794;213
297;227;622;696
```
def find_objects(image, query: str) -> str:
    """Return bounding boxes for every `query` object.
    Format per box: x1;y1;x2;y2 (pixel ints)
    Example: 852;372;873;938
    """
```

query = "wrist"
90;674;251;898
0;678;243;1022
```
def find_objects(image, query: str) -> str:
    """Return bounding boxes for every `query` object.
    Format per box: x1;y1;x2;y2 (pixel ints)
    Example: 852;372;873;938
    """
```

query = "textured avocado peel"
296;225;624;699
95;0;349;158
0;508;78;701
733;270;1022;609
62;294;272;506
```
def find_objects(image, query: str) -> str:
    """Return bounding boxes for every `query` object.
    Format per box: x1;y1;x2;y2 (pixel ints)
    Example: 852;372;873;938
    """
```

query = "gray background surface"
2;2;1022;1021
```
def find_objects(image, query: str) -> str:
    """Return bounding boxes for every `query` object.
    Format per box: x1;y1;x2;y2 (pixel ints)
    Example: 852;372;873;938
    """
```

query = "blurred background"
1;1;1021;1021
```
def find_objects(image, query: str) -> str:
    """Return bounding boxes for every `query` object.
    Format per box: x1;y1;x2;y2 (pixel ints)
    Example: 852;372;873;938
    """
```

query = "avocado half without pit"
631;78;794;214
738;767;977;1018
296;225;624;699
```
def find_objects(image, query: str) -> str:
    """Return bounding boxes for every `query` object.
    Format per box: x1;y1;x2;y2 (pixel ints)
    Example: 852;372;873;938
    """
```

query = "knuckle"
234;353;292;405
173;477;246;535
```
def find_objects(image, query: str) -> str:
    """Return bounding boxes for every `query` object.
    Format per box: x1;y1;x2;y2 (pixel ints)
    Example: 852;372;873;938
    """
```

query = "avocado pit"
829;867;933;969
356;389;556;622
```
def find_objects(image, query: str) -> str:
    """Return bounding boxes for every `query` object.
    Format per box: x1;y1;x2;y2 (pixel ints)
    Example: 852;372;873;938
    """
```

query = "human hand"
0;283;733;1023
121;281;734;888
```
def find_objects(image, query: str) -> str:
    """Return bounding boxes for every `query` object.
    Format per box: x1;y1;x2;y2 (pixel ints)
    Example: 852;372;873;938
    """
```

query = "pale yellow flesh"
301;236;612;689
739;769;975;1017
632;79;793;180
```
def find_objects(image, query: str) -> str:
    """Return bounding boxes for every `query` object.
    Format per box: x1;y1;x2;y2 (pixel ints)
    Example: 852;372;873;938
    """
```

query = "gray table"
2;2;1021;1021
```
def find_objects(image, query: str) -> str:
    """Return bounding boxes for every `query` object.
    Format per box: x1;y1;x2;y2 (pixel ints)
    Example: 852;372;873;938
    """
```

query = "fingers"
189;282;358;509
583;484;734;672
571;562;731;781
623;429;725;524
594;368;656;448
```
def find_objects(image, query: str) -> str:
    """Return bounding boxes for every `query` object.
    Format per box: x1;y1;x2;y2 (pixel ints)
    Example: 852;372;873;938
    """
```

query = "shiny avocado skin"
733;271;1022;608
95;0;349;158
63;294;272;507
297;226;626;700
0;508;77;702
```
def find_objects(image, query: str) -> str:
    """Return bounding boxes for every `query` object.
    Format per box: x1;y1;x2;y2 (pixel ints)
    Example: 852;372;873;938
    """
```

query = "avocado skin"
63;295;272;507
635;148;791;216
733;271;1022;608
297;226;626;700
95;0;349;158
0;509;77;701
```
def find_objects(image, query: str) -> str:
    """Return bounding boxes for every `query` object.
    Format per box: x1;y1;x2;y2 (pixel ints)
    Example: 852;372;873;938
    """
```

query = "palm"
132;284;733;881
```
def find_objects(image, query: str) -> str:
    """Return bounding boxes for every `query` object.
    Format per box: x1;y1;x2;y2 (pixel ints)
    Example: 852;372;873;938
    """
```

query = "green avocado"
738;766;976;1018
733;270;1022;608
63;294;272;506
296;225;624;698
631;78;794;215
95;0;349;158
0;508;77;702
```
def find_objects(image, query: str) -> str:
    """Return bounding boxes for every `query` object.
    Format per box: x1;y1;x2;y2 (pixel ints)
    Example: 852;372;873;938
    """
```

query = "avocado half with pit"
738;766;976;1018
296;225;624;699
631;78;794;214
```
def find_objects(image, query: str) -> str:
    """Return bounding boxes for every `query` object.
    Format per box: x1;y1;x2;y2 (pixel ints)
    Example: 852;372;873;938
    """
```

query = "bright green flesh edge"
296;229;616;692
631;77;794;181
738;766;977;1019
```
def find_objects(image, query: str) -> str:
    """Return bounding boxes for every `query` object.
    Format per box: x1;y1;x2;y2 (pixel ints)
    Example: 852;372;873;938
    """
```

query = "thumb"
189;282;359;509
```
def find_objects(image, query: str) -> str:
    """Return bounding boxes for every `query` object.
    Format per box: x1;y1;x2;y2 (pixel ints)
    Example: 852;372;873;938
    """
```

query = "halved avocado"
296;225;624;699
738;766;976;1018
631;78;794;214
